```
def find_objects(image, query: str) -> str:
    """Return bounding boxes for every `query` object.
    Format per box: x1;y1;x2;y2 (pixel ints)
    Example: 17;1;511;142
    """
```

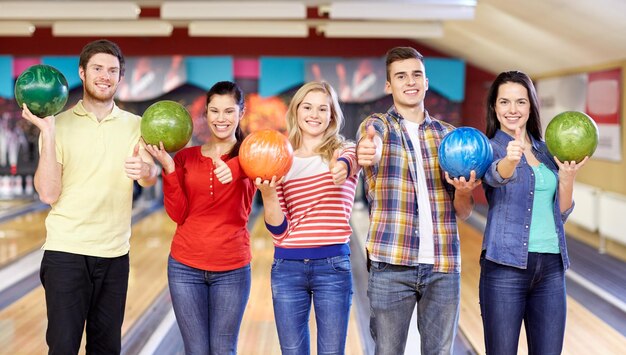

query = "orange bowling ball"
239;129;294;180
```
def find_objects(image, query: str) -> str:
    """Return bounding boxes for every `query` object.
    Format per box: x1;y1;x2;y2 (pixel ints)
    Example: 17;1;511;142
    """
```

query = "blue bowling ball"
438;127;493;179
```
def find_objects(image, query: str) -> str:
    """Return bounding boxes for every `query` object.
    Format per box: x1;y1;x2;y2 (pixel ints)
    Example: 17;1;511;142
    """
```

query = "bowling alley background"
1;2;626;353
1;35;626;256
0;53;467;199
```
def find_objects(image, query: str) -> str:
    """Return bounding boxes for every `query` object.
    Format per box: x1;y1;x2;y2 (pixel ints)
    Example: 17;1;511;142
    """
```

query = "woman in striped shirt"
256;81;360;355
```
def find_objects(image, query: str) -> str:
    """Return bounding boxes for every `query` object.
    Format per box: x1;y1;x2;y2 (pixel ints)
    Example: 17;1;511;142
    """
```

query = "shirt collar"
387;106;433;127
73;100;122;122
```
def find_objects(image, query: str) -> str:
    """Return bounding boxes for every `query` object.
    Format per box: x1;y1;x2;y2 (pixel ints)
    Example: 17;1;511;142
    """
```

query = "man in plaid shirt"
356;47;481;355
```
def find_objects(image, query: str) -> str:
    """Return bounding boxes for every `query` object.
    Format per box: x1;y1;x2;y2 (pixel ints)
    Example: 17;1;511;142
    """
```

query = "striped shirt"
357;107;461;273
269;145;359;259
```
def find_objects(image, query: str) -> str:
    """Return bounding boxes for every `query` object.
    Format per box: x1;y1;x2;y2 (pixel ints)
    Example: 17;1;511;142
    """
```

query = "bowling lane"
0;209;49;267
457;220;626;354
238;213;364;355
0;205;365;355
0;208;175;354
0;199;32;213
0;200;160;269
124;209;176;336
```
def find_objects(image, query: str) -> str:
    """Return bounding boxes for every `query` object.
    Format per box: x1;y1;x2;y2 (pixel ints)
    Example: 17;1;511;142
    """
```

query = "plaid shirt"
357;106;460;273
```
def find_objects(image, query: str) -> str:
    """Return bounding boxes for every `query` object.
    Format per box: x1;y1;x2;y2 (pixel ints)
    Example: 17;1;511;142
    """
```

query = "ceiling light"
322;1;476;21
319;21;444;39
53;21;173;37
189;21;308;37
0;21;35;36
162;1;306;20
0;1;140;20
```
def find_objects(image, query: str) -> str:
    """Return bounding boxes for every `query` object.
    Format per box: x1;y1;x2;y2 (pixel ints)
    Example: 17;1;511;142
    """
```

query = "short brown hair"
385;47;424;81
78;39;125;77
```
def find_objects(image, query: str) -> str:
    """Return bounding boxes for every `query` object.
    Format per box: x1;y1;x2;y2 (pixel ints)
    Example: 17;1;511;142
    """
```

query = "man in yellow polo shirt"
21;39;158;355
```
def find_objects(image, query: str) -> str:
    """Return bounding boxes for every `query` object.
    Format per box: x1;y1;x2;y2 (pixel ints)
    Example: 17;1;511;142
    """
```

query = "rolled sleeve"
483;159;516;187
357;116;386;141
561;200;575;222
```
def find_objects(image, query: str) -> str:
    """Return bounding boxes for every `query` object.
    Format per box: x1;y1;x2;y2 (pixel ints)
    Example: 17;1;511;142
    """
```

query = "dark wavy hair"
206;81;245;159
485;70;542;140
79;39;125;78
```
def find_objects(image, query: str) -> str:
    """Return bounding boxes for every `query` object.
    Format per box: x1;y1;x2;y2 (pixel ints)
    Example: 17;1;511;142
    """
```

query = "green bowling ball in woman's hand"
545;111;599;163
141;100;193;153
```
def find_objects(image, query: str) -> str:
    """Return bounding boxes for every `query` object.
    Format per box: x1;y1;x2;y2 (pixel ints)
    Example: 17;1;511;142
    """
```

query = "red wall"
0;28;449;57
1;28;495;203
462;68;496;205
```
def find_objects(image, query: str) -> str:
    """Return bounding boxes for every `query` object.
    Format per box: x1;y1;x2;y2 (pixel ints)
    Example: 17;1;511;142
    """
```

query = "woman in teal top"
528;163;561;253
480;71;588;355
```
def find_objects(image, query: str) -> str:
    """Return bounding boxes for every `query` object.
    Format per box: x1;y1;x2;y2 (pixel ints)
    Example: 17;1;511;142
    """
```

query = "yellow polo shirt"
43;100;141;257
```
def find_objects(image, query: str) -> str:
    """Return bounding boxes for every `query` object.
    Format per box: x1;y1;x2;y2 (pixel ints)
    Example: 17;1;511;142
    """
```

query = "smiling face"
296;90;332;141
385;58;429;112
494;82;531;137
206;94;243;141
79;52;121;103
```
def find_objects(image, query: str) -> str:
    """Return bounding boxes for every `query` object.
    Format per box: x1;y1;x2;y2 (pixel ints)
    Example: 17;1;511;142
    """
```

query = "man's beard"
84;81;116;103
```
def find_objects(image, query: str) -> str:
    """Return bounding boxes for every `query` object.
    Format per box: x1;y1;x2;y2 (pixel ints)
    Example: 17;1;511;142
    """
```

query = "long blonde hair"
286;81;346;162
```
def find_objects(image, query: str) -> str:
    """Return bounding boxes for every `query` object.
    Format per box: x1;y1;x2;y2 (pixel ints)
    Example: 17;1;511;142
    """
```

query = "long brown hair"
285;81;346;162
485;71;542;140
206;81;245;159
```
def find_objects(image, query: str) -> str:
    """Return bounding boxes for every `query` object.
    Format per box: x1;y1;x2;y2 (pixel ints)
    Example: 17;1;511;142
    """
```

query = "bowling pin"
0;175;10;198
25;175;33;196
7;130;19;173
155;175;163;200
0;120;7;167
12;175;23;196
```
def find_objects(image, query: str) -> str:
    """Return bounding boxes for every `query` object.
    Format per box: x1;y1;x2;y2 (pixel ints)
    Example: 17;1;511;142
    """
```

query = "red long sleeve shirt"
162;146;256;271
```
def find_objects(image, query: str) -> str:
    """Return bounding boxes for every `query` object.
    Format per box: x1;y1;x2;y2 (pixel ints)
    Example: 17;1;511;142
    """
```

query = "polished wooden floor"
457;220;626;354
1;199;625;354
0;207;176;355
0;199;48;267
0;204;363;355
239;216;364;355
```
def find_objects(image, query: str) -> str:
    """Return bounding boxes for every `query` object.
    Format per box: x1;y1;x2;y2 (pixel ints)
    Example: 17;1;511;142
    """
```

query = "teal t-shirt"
528;163;560;253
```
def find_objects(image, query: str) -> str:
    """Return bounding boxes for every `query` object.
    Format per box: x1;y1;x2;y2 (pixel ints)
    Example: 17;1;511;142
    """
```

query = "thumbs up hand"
330;149;349;185
125;142;151;180
505;127;525;166
357;125;381;166
496;126;526;180
213;146;233;184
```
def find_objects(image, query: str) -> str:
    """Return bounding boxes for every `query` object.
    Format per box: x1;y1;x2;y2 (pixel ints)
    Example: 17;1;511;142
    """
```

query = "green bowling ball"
15;64;69;117
141;100;193;153
545;111;598;163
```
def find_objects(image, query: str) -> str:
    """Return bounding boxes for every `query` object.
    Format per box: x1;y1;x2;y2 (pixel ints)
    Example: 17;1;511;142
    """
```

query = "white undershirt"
403;120;434;264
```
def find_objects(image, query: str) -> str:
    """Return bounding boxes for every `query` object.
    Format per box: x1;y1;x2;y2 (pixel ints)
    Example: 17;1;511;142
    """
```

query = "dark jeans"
40;250;130;355
479;252;566;355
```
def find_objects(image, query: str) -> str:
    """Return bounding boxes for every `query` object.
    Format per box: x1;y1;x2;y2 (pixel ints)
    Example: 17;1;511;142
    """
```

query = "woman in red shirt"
145;81;256;355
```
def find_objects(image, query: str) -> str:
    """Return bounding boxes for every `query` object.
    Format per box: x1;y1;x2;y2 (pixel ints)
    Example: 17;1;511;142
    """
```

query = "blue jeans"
168;255;251;355
367;261;460;355
40;250;129;355
479;252;566;355
271;255;353;355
